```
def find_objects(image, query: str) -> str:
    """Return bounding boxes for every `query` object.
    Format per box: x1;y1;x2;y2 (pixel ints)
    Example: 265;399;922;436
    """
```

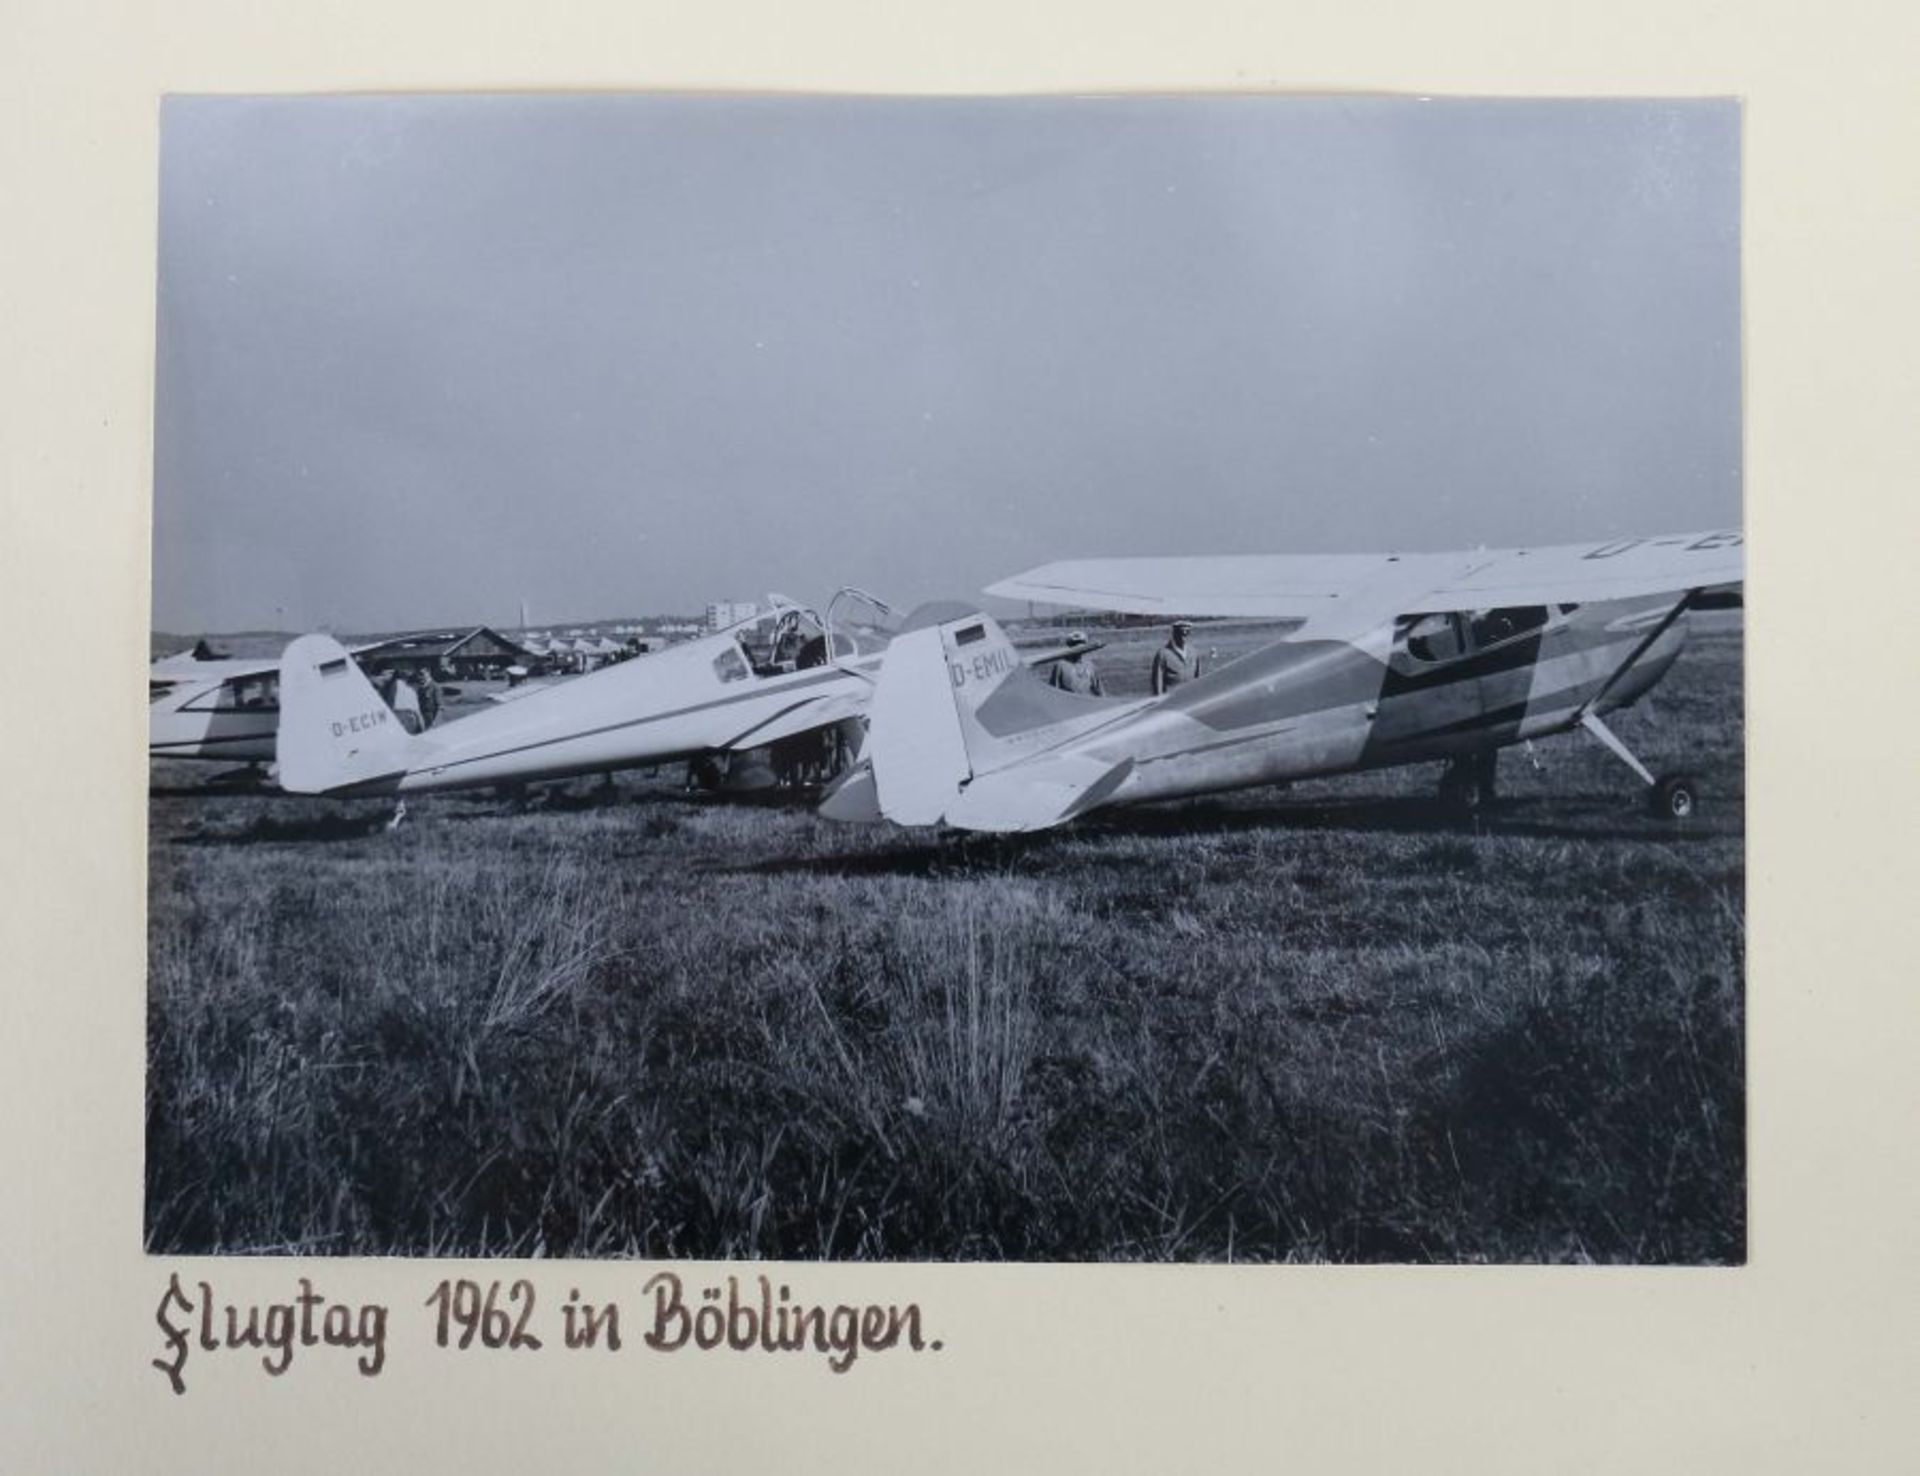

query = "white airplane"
825;530;1744;833
150;638;421;767
275;592;898;800
149;648;286;764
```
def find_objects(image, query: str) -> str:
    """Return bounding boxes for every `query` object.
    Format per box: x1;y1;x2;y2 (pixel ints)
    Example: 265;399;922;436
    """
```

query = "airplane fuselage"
376;639;884;795
1009;597;1689;811
148;667;280;763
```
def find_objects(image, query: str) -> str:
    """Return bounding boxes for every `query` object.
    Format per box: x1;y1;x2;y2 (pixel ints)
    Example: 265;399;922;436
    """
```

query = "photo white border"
4;1;1917;1469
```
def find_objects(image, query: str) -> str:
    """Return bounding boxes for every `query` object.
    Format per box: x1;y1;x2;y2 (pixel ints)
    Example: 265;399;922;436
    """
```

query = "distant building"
705;600;759;632
355;626;534;680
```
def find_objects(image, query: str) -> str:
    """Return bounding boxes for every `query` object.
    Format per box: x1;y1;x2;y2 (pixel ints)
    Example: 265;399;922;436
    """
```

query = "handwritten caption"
152;1272;942;1393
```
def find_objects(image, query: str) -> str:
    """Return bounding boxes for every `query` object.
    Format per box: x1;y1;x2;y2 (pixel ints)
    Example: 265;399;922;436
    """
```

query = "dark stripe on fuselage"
1372;698;1532;747
180;697;280;715
150;732;277;753
1361;624;1545;760
1095;599;1690;806
1163;622;1546;738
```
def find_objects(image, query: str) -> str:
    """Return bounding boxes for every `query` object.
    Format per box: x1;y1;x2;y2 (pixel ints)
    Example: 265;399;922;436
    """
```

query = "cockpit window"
182;674;279;711
741;610;828;677
712;644;751;684
1400;613;1465;663
823;588;900;659
1467;606;1549;648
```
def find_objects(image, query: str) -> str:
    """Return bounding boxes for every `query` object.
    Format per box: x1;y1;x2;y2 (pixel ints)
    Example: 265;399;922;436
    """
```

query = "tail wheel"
1650;774;1700;820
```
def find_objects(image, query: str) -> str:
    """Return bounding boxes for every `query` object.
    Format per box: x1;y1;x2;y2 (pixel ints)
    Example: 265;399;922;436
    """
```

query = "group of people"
1045;619;1205;698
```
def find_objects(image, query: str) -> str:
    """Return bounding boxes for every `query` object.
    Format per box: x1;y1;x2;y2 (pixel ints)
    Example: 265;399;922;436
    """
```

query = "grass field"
146;617;1743;1263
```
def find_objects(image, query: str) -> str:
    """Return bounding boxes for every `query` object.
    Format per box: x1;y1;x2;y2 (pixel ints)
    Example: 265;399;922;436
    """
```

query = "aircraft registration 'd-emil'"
275;592;900;805
825;530;1743;833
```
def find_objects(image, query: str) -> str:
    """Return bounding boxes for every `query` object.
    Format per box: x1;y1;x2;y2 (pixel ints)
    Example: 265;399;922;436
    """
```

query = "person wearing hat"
408;666;441;730
1048;631;1105;696
1151;619;1204;696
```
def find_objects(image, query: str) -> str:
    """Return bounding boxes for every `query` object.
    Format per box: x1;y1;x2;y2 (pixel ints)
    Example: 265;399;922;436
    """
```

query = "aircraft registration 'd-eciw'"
274;592;900;805
824;530;1743;834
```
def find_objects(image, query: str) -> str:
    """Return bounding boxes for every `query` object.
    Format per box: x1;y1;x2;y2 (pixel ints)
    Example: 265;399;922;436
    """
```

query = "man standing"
409;668;441;729
1047;633;1105;696
1150;619;1203;696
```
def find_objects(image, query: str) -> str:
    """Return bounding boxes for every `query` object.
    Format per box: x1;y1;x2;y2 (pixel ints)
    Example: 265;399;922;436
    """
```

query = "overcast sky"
153;94;1739;634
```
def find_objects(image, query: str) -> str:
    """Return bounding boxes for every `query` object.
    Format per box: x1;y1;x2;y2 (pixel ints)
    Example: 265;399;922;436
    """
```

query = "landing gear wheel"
1473;749;1499;803
688;754;728;793
1650;774;1700;820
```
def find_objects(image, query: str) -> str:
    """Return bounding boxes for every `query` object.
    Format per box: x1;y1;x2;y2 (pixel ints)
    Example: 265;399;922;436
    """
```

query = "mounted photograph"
147;93;1743;1263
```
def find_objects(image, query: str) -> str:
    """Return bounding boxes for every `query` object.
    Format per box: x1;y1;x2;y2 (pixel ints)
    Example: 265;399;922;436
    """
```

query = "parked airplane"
151;638;424;766
825;531;1743;833
275;592;898;803
149;648;287;764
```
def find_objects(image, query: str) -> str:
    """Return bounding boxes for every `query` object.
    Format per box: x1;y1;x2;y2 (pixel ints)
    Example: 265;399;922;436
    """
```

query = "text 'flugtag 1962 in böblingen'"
151;1272;943;1392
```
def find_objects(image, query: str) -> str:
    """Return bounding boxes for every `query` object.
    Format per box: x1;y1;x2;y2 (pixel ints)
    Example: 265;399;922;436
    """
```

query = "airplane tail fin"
858;604;1130;831
276;634;423;794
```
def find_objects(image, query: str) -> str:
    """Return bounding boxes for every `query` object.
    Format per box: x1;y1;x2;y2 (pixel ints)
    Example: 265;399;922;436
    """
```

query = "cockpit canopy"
710;589;900;683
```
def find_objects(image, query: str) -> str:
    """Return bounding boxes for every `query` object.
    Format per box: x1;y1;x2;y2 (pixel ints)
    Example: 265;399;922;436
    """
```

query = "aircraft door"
1462;606;1551;745
1371;612;1484;756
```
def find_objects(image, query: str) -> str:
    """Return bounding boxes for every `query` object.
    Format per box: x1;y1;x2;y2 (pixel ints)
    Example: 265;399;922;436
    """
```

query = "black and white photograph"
146;93;1743;1264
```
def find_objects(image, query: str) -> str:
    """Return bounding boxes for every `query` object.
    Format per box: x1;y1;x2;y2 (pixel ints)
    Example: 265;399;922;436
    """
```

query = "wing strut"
1573;591;1697;721
1570;590;1700;789
1579;711;1655;787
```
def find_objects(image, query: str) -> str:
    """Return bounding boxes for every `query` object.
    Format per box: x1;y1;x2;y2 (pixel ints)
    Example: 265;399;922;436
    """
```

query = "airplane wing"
986;530;1745;636
151;639;385;682
149;652;284;681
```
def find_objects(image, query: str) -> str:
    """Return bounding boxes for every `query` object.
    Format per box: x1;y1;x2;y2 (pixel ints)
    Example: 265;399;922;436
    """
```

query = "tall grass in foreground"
146;804;1743;1262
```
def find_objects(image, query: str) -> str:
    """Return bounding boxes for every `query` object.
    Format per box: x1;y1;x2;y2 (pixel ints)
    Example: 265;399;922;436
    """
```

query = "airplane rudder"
276;634;416;793
937;611;1025;717
865;621;973;824
866;606;1090;823
937;610;1104;772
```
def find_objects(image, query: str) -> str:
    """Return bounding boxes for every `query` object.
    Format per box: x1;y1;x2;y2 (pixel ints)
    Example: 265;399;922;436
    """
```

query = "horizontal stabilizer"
817;761;884;824
944;756;1135;833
